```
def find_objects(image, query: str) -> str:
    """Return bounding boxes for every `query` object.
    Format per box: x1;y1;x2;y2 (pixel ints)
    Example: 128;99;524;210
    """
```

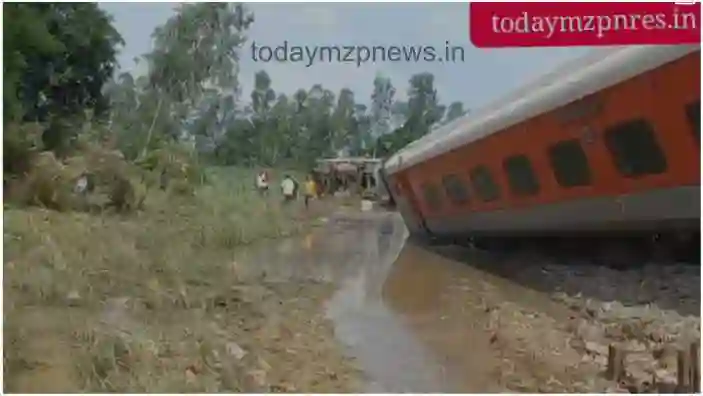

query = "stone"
577;320;605;343
66;290;81;306
225;341;246;360
185;366;198;384
585;341;609;356
247;369;268;388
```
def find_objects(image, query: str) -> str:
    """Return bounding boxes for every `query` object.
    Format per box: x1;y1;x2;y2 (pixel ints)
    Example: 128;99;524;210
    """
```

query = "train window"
686;100;700;143
422;182;442;211
604;119;667;177
469;166;501;202
441;174;470;205
547;139;592;188
503;155;540;196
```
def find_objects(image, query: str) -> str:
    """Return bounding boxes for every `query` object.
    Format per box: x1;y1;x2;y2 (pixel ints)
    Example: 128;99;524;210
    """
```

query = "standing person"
256;169;269;196
304;174;317;209
280;174;296;204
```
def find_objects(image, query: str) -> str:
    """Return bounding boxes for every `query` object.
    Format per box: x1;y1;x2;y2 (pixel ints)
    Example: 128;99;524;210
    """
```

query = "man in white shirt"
256;170;269;196
280;174;296;203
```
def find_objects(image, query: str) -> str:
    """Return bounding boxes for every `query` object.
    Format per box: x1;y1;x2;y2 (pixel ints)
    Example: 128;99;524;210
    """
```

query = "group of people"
255;170;318;209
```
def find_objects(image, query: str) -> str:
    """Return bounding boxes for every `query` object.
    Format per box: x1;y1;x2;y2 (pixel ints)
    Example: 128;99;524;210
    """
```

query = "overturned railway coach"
383;45;701;255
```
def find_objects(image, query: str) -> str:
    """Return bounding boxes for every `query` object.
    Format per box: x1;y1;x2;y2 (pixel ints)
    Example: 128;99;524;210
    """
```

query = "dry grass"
4;166;360;393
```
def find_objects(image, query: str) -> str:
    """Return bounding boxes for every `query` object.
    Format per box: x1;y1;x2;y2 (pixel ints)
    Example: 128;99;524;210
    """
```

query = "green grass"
3;166;356;393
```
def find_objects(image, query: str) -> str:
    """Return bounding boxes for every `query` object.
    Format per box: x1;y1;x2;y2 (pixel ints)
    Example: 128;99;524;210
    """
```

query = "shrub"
5;138;148;213
135;142;206;193
4;122;44;179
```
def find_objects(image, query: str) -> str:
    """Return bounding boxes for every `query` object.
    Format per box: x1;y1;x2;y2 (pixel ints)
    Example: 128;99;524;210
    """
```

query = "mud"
10;205;696;393
241;207;700;393
236;210;448;392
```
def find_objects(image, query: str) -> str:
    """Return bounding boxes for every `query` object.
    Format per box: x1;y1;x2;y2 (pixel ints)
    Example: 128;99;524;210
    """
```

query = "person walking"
256;169;269;196
280;174;296;204
303;174;317;209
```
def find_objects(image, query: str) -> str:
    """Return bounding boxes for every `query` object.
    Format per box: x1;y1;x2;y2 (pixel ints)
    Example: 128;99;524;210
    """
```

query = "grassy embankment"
4;162;360;393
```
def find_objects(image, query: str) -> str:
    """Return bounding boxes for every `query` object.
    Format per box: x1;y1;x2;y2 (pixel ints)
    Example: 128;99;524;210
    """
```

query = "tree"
391;100;409;126
369;75;396;157
250;70;276;164
445;101;465;123
303;84;335;159
4;4;63;122
250;70;276;117
7;1;465;173
350;104;371;156
331;88;356;155
4;3;124;153
369;72;450;158
393;72;444;144
104;72;142;158
270;94;294;162
139;3;254;159
408;73;444;127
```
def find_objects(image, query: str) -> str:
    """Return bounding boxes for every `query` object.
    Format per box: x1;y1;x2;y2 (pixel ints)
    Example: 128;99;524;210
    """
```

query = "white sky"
100;3;589;109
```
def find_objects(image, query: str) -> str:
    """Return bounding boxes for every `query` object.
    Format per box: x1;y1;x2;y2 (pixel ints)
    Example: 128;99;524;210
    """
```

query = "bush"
135;142;206;194
4;122;44;179
5;138;148;213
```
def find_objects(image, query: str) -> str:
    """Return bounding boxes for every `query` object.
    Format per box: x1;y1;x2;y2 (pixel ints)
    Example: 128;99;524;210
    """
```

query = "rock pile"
555;292;700;393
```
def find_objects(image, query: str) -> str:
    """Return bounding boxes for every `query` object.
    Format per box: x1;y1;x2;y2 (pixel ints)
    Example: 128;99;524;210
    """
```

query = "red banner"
469;2;701;47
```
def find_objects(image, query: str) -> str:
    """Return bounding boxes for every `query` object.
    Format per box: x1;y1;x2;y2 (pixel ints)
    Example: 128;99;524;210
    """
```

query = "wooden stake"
690;341;700;392
677;346;692;392
607;343;625;382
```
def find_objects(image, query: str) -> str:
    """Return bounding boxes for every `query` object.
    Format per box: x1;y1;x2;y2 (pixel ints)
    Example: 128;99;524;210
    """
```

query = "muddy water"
237;210;448;392
323;214;449;393
236;208;700;393
235;209;564;392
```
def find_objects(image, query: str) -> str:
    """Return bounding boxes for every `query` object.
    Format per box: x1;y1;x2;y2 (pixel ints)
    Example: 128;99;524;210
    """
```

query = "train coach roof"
384;44;700;174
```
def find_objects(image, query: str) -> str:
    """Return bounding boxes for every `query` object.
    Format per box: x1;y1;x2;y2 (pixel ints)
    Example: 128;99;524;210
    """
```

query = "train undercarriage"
411;230;701;269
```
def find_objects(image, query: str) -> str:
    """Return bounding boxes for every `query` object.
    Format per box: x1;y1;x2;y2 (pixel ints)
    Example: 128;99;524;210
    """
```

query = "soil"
3;196;364;393
384;242;700;393
6;201;699;393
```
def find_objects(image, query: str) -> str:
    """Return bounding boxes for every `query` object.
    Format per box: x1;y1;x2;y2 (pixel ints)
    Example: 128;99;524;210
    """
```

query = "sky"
99;3;589;110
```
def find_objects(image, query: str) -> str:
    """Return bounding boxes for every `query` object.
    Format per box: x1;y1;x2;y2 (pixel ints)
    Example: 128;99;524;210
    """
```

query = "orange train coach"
382;45;701;258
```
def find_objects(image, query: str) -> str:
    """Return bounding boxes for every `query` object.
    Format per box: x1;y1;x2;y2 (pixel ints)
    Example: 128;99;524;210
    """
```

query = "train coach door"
396;173;433;236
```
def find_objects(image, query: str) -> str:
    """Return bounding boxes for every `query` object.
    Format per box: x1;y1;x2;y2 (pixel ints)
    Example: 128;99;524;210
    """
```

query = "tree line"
4;3;468;173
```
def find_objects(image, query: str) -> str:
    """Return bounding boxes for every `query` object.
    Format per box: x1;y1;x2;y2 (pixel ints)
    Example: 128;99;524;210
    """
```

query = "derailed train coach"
382;45;701;259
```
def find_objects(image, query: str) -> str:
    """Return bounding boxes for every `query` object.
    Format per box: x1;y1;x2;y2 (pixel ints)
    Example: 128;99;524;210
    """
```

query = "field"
3;167;361;393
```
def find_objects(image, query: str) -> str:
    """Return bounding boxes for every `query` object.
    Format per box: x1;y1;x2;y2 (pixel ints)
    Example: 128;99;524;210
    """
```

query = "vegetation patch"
4;167;361;393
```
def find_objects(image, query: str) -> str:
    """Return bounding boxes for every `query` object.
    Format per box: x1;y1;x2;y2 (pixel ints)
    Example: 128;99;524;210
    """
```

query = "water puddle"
323;213;449;393
234;211;451;391
234;208;701;393
234;210;517;392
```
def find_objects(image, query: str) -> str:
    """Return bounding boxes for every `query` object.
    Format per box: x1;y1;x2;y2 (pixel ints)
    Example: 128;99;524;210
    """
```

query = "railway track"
400;229;700;393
